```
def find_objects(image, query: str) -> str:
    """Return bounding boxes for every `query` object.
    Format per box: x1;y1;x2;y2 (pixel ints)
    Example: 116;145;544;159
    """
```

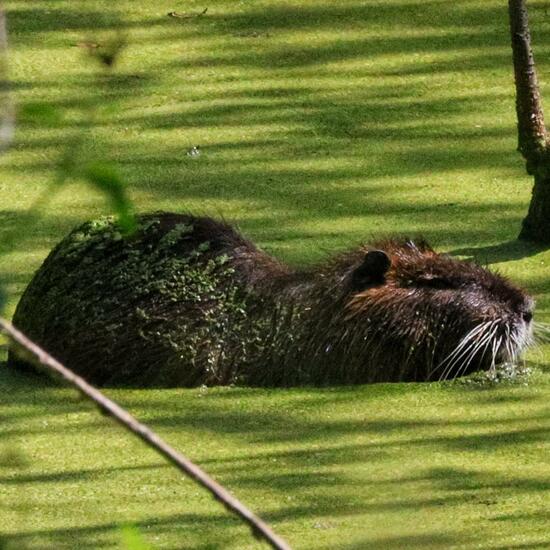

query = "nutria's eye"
351;250;391;289
417;277;453;290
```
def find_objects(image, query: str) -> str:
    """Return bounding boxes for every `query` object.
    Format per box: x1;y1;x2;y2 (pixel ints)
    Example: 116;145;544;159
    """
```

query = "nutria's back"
8;213;534;387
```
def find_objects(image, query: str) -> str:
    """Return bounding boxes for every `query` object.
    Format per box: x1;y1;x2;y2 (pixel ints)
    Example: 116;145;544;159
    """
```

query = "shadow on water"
2;2;550;548
1;359;549;548
449;240;550;264
3;0;547;268
1;512;256;550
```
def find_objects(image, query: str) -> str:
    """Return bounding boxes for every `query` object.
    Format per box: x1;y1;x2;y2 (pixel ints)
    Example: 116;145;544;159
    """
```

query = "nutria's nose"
522;311;533;323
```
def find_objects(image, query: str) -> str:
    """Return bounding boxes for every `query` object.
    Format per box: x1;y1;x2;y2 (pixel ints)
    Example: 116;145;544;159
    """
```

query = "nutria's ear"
351;250;391;288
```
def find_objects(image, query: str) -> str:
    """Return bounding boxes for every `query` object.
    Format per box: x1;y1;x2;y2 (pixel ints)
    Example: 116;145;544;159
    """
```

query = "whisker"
432;321;492;377
436;322;495;381
464;326;498;380
453;343;485;381
490;335;503;373
533;323;550;343
451;325;499;381
436;333;482;381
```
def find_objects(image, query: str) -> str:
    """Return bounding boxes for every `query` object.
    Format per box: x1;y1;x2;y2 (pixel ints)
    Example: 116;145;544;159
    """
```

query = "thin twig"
0;318;291;550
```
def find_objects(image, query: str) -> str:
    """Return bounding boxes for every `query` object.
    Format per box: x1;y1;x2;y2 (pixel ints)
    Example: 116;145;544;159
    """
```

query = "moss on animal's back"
9;212;534;387
11;214;272;386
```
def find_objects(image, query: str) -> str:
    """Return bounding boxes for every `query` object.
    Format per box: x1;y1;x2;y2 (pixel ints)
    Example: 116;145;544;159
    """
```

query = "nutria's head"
342;239;534;381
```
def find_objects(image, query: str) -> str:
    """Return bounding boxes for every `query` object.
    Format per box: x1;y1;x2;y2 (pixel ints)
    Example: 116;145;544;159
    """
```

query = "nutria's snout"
431;291;535;381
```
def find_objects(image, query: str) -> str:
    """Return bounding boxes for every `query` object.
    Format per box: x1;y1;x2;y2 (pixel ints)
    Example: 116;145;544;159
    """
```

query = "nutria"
8;212;534;387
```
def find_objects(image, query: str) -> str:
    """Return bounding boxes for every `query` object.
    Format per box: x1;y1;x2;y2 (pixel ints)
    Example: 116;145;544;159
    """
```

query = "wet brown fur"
8;213;534;387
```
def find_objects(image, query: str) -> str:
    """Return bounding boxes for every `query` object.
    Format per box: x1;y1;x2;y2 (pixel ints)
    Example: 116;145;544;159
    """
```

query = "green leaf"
83;161;136;233
120;525;152;550
55;137;84;185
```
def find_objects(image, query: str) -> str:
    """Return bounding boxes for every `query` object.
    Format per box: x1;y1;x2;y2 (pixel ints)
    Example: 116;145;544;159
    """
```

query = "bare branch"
0;318;292;550
509;0;548;167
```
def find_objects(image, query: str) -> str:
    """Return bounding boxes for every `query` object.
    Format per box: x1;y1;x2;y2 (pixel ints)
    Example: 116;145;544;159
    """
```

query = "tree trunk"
520;172;550;241
508;0;550;242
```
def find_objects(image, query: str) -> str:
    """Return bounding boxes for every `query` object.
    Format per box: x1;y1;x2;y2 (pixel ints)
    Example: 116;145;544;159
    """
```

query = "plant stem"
0;318;292;550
